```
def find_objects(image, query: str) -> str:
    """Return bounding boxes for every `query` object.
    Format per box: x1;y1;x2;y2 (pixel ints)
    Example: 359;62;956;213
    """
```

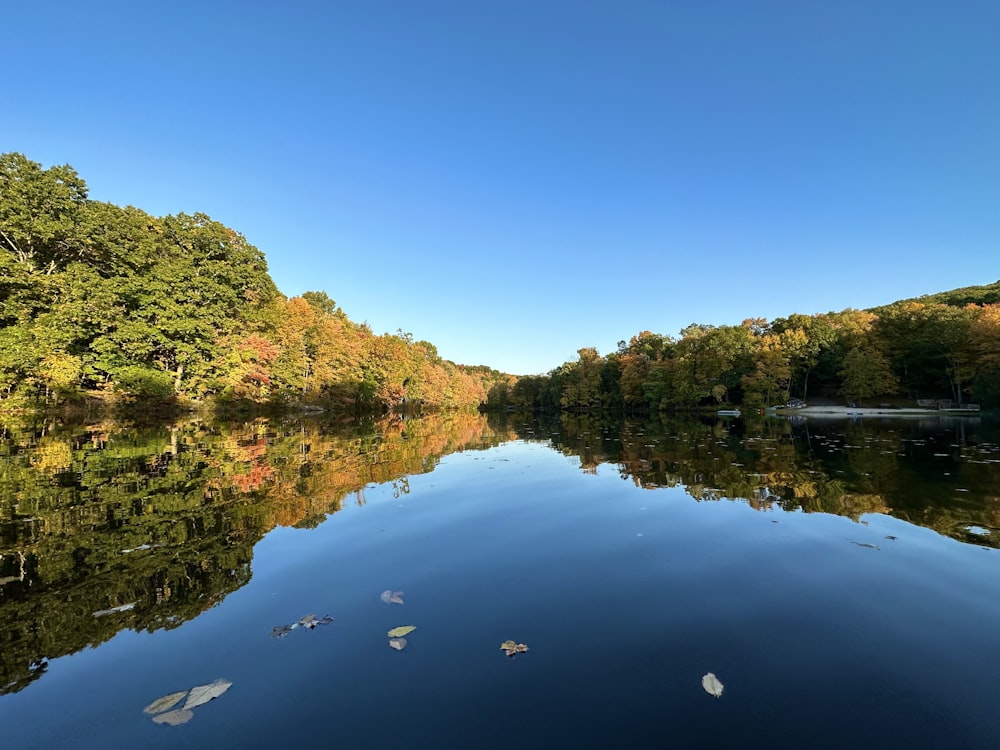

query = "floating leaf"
500;640;529;656
387;625;416;638
183;679;232;710
380;590;405;605
272;614;332;636
702;672;724;698
388;637;407;651
143;691;188;715
299;614;333;629
152;709;193;726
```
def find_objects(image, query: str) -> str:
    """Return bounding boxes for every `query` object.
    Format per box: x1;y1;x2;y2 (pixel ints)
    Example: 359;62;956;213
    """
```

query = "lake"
1;411;999;749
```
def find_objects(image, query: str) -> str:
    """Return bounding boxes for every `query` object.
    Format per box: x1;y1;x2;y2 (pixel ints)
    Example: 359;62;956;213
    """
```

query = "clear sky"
5;1;998;375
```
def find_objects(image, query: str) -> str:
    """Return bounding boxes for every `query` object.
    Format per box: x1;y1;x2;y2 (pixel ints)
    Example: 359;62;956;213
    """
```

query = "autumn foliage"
0;153;507;411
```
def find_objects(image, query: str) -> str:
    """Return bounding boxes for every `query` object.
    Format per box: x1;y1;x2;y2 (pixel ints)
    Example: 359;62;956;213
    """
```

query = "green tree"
771;313;838;400
560;348;605;410
0;152;88;275
839;347;898;406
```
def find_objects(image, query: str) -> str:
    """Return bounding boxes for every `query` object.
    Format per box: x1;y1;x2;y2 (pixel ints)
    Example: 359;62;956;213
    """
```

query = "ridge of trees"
3;152;997;415
0;153;509;412
486;286;1000;412
897;280;1000;308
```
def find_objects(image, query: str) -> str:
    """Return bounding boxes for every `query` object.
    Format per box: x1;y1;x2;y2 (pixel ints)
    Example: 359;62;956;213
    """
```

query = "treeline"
5;153;998;416
487;288;1000;412
0;153;508;411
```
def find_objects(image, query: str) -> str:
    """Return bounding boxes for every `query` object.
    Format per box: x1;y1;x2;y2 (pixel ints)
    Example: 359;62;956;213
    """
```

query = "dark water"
1;412;999;749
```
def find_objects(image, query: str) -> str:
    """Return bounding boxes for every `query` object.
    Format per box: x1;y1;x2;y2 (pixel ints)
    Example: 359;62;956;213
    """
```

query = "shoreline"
771;405;981;417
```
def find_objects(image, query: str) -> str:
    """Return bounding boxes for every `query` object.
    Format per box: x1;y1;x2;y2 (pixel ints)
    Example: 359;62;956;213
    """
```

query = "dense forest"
485;285;1000;413
2;152;998;414
0;153;508;412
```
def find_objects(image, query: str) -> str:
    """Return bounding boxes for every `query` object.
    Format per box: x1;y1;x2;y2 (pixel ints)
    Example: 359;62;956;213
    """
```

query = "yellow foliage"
31;438;74;474
791;481;818;498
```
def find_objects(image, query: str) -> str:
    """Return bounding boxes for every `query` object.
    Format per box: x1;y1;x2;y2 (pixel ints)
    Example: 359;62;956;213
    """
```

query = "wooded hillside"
0;153;508;411
486;286;1000;412
3;152;996;414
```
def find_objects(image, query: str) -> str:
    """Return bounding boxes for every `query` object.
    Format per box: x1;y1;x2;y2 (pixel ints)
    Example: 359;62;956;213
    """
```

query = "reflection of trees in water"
0;412;514;695
2;411;995;695
519;413;999;547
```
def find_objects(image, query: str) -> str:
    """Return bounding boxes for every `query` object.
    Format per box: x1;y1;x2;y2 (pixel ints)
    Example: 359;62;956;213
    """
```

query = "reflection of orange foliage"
271;495;309;527
16;414;513;533
232;461;275;493
748;491;777;511
229;437;274;493
260;412;513;528
791;482;818;499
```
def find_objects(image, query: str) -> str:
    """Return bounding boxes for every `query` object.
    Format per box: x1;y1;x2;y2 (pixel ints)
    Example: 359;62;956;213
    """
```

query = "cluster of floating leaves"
143;584;725;729
387;625;416;650
270;613;334;638
500;640;529;657
381;588;411;648
143;678;232;726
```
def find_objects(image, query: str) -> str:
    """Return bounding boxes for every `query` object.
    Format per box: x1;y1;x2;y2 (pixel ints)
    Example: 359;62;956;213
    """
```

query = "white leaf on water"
143;691;188;715
183;679;232;710
380;590;404;605
389;637;407;650
152;709;194;726
702;672;724;698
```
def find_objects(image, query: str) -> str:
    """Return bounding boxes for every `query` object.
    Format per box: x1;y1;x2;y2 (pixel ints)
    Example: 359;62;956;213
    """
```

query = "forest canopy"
2;152;998;413
485;289;1000;412
0;153;507;411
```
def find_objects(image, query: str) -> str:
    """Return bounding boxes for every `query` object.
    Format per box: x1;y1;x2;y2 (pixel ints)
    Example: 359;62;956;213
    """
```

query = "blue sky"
5;1;998;374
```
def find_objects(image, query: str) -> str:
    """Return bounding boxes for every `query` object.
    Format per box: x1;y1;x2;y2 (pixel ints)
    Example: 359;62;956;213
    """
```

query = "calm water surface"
1;412;998;749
